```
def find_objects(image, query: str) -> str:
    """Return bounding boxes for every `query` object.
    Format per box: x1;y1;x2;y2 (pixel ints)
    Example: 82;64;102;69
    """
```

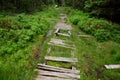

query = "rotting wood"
45;56;78;63
36;75;75;80
50;38;65;44
38;70;80;79
48;42;75;49
54;28;60;34
57;33;70;37
104;64;120;69
49;38;74;47
47;47;51;54
78;35;91;38
55;22;72;30
38;64;80;74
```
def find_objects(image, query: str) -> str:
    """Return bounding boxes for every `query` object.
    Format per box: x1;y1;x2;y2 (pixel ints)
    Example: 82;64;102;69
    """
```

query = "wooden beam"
54;28;60;34
38;64;80;74
47;47;51;54
38;70;80;79
36;75;75;80
104;64;120;69
48;42;75;49
78;35;91;38
45;56;78;63
57;33;70;37
48;38;75;49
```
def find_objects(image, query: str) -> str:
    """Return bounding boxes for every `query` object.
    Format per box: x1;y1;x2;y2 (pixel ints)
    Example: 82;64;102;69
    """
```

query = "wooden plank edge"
37;64;80;74
104;64;120;69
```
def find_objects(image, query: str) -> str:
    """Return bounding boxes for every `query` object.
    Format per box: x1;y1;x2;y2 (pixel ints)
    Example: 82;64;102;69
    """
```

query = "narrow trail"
36;14;80;80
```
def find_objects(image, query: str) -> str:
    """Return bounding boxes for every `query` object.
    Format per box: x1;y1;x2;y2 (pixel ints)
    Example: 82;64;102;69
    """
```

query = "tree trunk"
61;0;65;6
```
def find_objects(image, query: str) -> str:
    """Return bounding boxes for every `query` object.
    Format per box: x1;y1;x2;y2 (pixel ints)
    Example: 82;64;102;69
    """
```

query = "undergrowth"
67;8;120;80
69;9;120;43
0;6;59;80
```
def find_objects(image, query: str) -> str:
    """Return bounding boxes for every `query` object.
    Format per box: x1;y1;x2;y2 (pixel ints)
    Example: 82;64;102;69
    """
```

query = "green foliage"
71;23;120;80
0;6;59;80
69;10;120;43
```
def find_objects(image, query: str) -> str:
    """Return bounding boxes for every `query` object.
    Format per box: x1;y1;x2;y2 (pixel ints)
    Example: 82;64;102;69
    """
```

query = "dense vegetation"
67;9;120;80
1;0;120;22
0;7;59;80
0;0;120;80
69;10;120;43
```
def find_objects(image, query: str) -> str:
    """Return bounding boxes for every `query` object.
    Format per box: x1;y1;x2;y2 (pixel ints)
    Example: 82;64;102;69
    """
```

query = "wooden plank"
78;35;91;38
36;75;75;80
54;28;60;34
48;38;75;49
38;70;80;79
45;56;78;63
47;47;51;54
105;64;120;69
38;64;80;74
48;42;75;49
55;22;72;30
57;33;70;37
50;38;65;44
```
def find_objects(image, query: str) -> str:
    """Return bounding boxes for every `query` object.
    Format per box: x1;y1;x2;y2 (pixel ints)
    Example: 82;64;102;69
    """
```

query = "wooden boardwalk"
36;14;80;80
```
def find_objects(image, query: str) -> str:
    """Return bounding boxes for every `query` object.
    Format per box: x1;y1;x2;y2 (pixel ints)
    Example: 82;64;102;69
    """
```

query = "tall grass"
0;6;60;80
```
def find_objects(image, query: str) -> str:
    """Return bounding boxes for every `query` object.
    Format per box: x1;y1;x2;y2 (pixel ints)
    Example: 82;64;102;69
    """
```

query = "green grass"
67;11;120;79
68;9;120;43
48;51;72;58
0;6;60;80
1;6;120;80
47;61;73;69
59;29;69;34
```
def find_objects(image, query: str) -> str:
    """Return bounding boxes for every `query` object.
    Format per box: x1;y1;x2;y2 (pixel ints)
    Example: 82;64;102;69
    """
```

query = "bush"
69;10;120;43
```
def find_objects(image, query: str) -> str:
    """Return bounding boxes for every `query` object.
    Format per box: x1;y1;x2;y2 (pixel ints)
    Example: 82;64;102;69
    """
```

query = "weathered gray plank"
105;64;120;69
47;47;51;54
38;70;80;79
48;42;75;49
78;35;91;37
55;22;72;30
57;33;70;37
36;75;76;80
37;64;80;74
50;38;65;44
45;56;78;62
48;38;75;49
54;28;60;34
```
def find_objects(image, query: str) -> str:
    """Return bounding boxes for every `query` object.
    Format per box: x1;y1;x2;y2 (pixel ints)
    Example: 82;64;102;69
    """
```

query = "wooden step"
48;42;75;49
45;56;78;63
55;22;72;30
49;38;72;46
50;38;65;44
54;28;60;34
105;64;120;69
38;64;80;74
78;35;91;37
38;70;80;79
48;38;75;49
36;75;76;80
57;33;70;37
